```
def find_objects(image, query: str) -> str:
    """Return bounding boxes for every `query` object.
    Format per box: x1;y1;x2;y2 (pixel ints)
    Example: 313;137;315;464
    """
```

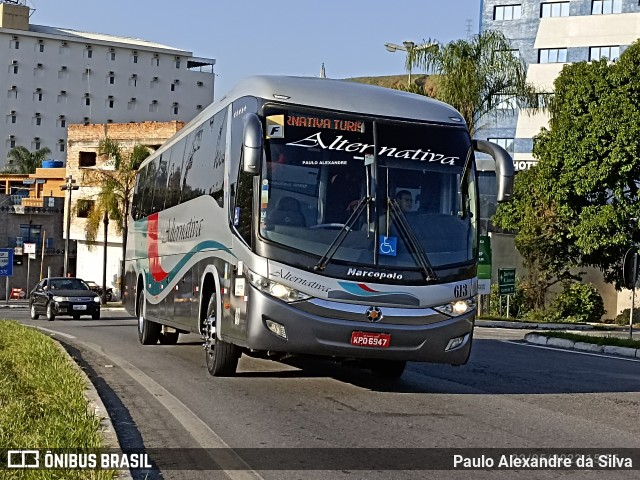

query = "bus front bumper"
238;288;474;365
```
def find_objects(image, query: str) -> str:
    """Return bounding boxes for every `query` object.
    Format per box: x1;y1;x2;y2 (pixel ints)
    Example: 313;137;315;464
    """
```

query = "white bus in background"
124;75;513;379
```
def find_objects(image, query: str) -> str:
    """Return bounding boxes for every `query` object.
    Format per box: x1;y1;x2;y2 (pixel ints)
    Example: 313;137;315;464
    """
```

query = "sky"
26;0;482;101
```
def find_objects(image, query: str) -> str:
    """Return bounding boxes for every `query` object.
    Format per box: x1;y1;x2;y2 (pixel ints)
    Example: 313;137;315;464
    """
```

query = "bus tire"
159;331;179;345
370;360;406;379
137;292;160;345
204;294;239;376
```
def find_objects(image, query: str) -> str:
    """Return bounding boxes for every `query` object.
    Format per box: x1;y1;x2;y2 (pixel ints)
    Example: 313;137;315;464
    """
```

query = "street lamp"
384;40;435;87
60;175;79;277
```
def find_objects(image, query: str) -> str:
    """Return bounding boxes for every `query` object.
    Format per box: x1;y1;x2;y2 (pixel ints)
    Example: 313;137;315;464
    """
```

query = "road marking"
505;340;640;363
70;338;264;480
34;326;76;339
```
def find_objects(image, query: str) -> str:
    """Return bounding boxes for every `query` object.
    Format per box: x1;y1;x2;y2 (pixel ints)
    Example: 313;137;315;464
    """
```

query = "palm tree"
405;30;543;137
81;138;150;297
4;146;52;174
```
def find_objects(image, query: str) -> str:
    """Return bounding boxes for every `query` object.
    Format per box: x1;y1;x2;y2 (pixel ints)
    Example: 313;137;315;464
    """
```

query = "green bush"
488;280;531;318
548;282;605;323
614;308;640;326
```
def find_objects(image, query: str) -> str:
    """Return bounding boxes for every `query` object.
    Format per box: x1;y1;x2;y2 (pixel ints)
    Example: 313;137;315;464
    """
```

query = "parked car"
85;280;113;302
29;277;101;321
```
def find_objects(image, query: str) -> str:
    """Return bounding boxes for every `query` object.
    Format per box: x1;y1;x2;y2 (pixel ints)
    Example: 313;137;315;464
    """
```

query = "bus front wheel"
203;294;239;377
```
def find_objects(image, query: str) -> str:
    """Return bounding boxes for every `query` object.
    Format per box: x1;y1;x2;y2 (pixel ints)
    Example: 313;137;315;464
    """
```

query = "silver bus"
124;75;513;378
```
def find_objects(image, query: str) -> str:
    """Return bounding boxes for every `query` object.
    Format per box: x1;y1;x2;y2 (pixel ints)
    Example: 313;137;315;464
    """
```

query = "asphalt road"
5;309;640;480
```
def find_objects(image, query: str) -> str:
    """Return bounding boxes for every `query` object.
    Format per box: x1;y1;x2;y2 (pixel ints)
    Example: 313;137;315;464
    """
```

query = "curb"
524;333;640;358
53;339;133;480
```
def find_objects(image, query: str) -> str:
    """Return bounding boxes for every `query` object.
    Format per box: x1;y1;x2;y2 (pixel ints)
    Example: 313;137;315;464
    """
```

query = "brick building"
66;121;184;296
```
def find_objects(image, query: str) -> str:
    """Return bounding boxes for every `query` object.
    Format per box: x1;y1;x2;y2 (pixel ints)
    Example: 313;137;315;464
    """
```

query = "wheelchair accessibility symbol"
379;235;397;256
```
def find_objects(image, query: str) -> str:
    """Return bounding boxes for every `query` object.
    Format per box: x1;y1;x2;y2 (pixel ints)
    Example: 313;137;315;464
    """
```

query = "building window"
172;103;179;115
494;4;522;20
128;98;137;111
58;140;65;152
57;91;67;104
83;117;90;126
58;66;68;80
592;0;622;14
33;89;43;102
150;77;159;89
109;48;116;61
132;51;138;64
33;63;44;77
7;85;17;99
57;115;66;128
7;111;16;124
59;42;69;55
492;94;517;110
129;74;138;87
84;94;91;106
107;96;114;108
76;199;94;218
175;57;181;69
7;136;16;149
33;114;42;126
589;46;620;61
539;48;567;63
37;40;44;53
11;37;19;49
10;61;18;74
541;2;570;17
107;72;115;85
79;151;97;167
85;46;93;59
487;138;515;154
152;54;159;66
149;100;158;113
32;138;41;150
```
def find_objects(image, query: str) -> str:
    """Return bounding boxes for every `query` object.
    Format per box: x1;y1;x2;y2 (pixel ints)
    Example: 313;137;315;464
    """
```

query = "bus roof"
220;75;466;125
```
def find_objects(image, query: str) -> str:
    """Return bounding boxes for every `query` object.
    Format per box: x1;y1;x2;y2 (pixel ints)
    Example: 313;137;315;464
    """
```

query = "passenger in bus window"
266;196;306;227
395;190;414;213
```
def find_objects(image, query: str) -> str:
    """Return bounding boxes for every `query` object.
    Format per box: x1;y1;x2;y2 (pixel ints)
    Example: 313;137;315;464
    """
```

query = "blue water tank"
42;159;64;168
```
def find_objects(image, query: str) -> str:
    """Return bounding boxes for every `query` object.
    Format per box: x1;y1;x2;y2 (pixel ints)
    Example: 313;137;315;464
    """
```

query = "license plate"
73;305;87;310
350;331;391;348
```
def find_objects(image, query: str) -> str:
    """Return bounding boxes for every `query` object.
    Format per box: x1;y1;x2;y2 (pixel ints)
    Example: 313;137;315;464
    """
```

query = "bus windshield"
259;108;477;271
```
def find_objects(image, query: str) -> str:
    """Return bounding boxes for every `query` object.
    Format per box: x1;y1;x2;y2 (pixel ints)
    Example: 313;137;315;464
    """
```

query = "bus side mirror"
473;139;514;202
242;113;263;175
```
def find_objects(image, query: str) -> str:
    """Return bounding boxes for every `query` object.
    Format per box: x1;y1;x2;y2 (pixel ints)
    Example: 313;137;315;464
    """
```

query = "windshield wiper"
388;199;438;282
314;196;372;272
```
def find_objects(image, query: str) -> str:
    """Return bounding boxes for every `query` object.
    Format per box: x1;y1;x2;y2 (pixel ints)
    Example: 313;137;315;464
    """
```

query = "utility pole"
102;210;109;304
60;175;79;277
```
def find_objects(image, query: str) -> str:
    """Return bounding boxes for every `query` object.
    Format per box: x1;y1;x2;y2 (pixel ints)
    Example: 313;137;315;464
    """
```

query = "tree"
405;30;542;137
81;138;150;296
4;146;51;174
495;39;640;290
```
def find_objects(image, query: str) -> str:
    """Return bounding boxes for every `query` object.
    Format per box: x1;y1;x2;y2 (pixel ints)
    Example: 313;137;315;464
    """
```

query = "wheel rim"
203;296;216;363
137;295;144;333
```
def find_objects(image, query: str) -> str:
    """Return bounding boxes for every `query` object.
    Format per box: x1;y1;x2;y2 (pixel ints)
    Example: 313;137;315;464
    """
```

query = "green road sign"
498;268;516;295
478;236;491;280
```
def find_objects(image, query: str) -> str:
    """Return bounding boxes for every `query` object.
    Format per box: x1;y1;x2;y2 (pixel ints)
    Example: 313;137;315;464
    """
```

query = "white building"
0;1;214;166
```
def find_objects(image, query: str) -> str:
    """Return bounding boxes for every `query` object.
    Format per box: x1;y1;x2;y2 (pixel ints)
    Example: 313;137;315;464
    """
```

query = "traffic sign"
24;243;36;254
498;268;516;295
478;236;492;294
0;248;14;276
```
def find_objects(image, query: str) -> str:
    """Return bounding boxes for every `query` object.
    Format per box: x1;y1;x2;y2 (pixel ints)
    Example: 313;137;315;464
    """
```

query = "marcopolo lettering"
286;132;460;166
347;268;403;280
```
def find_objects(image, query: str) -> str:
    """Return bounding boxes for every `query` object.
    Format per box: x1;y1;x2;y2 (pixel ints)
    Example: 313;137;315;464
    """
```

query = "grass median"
0;320;116;479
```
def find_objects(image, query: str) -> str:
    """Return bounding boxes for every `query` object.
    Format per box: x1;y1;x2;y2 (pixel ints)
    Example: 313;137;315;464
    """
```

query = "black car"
85;280;113;302
29;277;101;321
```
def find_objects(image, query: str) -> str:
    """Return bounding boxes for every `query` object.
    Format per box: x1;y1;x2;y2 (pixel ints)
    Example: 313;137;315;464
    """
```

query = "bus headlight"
434;298;476;317
247;271;312;303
